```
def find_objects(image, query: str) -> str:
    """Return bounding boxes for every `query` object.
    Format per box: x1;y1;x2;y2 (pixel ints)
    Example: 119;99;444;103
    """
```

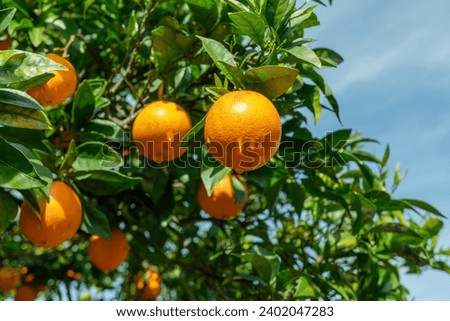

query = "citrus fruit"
27;53;78;106
132;101;192;162
0;35;11;50
19;181;82;248
88;229;129;272
136;269;161;300
197;175;247;219
204;90;281;173
15;286;38;301
0;267;20;291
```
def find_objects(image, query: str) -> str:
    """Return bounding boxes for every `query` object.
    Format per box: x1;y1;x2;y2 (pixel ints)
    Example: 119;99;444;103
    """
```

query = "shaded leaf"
228;12;267;46
0;190;19;233
201;145;232;196
72;80;96;130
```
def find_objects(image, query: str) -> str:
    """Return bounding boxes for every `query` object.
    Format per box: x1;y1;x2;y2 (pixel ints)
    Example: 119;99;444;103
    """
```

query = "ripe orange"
19;181;82;248
15;286;38;301
0;267;20;291
197;175;247;219
88;229;129;272
0;35;11;50
205;90;281;173
136;269;161;300
27;53;78;106
132;101;192;162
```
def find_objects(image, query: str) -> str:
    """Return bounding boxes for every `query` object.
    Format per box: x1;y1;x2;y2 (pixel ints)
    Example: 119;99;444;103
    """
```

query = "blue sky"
307;0;450;300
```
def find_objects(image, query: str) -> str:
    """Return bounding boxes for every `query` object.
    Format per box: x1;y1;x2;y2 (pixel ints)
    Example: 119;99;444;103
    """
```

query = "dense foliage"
0;0;449;300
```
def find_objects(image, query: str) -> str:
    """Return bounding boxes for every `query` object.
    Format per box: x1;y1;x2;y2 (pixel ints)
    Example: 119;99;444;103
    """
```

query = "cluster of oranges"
133;90;281;219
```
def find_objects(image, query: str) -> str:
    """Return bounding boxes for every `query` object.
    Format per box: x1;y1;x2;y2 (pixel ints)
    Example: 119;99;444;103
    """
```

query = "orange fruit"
88;229;129;272
0;267;20;291
136;269;161;300
0;35;11;50
197;175;247;219
205;90;281;173
19;181;82;248
132;101;192;162
15;286;38;301
27;53;78;106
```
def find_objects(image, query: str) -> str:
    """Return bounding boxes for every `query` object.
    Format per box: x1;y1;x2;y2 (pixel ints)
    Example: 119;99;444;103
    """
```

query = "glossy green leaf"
181;115;206;148
314;48;344;67
0;89;52;129
284;45;321;68
0;190;19;233
245;66;299;99
9;73;54;91
59;140;78;171
0;8;16;32
197;35;237;67
265;0;296;30
0;137;46;189
81;201;112;239
201;145;232;196
72;142;123;172
228;12;267;46
72;80;96;130
231;176;246;204
401;199;445;218
294;276;318;298
0;50;66;85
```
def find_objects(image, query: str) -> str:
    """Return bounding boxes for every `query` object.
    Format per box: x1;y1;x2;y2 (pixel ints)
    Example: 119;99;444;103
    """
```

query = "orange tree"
0;0;449;300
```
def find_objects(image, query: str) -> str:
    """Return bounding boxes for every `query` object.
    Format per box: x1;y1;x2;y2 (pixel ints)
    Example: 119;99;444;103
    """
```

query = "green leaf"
201;145;232;196
197;37;243;86
245;66;299;99
152;26;195;72
240;252;279;285
228;12;267;47
181;115;205;148
0;137;46;189
400;199;445;218
284;45;322;68
72;81;96;130
72;142;123;172
314;48;344;67
337;232;357;250
59;140;78;171
294;276;318;298
266;175;287;213
0;8;16;33
300;84;321;124
81;201;111;239
0;88;52;130
78;119;125;142
216;60;246;88
9;73;55;91
381;144;390;167
231;176;246;204
185;0;218;29
74;170;142;196
303;67;340;121
322;129;351;150
265;0;296;30
0;190;19;233
285;182;305;214
0;50;66;85
422;218;444;237
28;27;44;47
